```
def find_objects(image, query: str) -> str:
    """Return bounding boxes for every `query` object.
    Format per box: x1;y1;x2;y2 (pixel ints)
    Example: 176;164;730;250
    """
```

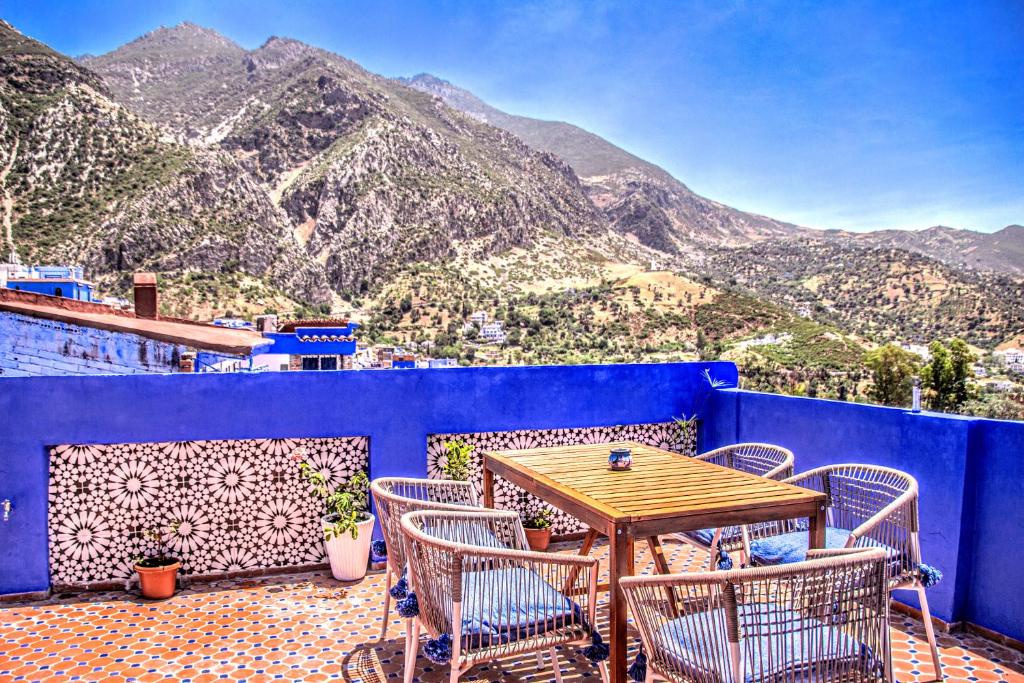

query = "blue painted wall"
0;361;735;595
0;311;184;377
6;280;94;301
960;418;1024;641
705;388;1024;641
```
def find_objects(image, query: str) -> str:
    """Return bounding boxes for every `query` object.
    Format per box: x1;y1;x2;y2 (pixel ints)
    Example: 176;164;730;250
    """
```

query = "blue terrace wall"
0;361;736;595
705;388;1024;641
961;418;1024;641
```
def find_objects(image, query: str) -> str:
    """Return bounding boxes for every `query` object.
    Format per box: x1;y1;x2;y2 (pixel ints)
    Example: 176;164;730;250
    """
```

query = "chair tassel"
371;539;387;559
424;633;453;665
582;630;610;663
389;573;408;600
628;644;647;681
919;563;943;587
396;591;419;618
716;544;734;571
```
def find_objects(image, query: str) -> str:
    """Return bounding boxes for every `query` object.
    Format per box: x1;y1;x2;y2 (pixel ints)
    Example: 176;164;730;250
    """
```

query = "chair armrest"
806;547;881;560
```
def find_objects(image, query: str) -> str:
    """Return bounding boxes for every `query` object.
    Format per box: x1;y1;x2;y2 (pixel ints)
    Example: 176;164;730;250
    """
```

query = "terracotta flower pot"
134;560;181;600
525;527;552;551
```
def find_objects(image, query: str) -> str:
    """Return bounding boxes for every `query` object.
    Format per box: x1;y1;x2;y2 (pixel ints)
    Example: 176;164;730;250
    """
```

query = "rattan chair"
743;464;942;680
400;509;609;683
371;477;481;640
621;547;892;682
673;443;795;568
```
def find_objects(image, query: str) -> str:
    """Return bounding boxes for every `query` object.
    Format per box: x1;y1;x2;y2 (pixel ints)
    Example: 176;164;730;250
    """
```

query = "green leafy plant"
441;439;474;482
523;507;553;530
299;459;371;540
134;522;180;568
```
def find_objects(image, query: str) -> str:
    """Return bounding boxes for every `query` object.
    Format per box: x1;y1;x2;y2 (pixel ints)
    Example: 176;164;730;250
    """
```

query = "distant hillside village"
0;258;461;377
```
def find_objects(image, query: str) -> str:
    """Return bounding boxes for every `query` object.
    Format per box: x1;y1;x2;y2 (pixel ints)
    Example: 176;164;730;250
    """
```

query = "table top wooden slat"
484;440;824;524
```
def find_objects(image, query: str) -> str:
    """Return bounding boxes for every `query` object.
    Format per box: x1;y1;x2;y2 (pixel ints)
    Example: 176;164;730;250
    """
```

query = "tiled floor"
1;538;1021;682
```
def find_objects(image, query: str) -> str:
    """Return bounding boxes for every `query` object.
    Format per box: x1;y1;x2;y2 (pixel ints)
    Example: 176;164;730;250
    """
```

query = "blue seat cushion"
692;528;718;545
460;567;584;648
657;602;873;680
749;527;853;565
427;521;508;549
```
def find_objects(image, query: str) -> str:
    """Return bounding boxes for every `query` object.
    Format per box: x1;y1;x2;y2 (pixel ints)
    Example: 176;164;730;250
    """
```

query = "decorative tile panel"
48;437;368;586
427;421;697;535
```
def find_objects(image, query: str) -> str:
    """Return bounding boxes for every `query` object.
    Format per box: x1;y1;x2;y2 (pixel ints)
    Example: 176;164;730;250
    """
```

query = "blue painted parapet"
0;361;734;596
703;388;1024;642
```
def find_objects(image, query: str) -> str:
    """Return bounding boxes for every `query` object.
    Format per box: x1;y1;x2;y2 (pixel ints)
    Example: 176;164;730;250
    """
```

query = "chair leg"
403;619;420;683
536;651;545;668
599;660;610;683
548;647;563;682
916;584;943;681
448;663;460;683
380;569;393;641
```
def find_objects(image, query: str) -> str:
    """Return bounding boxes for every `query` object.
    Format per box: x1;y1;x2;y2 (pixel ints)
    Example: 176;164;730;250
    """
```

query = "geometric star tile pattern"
48;437;368;586
3;538;1021;682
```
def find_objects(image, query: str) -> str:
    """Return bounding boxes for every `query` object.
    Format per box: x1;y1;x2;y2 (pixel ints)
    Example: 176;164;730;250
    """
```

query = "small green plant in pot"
133;523;181;600
441;439;474;482
298;453;374;582
523;506;554;551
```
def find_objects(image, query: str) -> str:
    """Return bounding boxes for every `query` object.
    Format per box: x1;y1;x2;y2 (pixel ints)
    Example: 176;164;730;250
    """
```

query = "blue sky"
5;0;1022;232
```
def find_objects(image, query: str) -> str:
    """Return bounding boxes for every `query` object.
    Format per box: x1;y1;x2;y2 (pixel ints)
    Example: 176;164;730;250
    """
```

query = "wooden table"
482;441;828;682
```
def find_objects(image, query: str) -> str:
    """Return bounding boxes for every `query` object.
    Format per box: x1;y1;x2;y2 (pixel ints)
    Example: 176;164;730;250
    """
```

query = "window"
319;356;338;371
302;356;320;371
54;287;63;298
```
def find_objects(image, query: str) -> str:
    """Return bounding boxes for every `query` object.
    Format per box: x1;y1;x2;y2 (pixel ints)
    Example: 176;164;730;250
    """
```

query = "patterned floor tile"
1;538;1021;682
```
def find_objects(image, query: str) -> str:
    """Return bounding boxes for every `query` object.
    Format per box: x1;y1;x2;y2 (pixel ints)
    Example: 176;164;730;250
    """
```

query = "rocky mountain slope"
400;73;803;252
80;24;606;294
848;224;1024;276
0;19;324;306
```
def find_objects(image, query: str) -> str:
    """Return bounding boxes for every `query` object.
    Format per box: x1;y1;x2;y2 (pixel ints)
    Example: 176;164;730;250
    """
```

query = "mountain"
79;25;606;294
6;19;1023;369
704;237;1024;347
399;73;804;251
849;225;1024;276
0;19;324;309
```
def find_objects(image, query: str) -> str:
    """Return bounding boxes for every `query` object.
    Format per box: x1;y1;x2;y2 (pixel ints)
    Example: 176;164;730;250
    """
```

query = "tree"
922;338;976;413
865;344;921;407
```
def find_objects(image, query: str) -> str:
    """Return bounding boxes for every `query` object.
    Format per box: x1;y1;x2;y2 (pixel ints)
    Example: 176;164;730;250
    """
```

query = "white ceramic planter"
323;513;375;581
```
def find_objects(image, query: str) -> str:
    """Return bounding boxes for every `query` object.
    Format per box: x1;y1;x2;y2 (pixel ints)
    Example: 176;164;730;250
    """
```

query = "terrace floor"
1;538;1021;683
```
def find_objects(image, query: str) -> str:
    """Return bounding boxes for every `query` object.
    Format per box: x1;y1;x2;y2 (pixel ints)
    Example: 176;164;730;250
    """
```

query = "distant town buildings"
480;321;507;344
253;319;359;371
996;349;1024;374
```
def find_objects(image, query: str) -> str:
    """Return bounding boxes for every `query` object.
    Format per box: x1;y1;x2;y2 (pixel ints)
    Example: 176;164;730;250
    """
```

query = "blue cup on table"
608;447;632;471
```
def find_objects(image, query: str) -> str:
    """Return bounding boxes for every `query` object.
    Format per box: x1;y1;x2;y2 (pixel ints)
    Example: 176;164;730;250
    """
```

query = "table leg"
482;462;494;508
562;527;601;594
809;503;827;549
608;523;634;683
647;536;679;618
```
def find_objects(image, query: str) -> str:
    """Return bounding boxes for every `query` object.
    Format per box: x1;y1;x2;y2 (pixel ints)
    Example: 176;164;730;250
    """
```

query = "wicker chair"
621;547;892;682
370;477;481;640
674;443;795;568
400;509;609;683
743;464;942;680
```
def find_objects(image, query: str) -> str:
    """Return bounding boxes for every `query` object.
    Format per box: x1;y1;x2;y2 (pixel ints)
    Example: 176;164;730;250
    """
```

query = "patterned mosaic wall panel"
48;437;368;586
427;421;696;535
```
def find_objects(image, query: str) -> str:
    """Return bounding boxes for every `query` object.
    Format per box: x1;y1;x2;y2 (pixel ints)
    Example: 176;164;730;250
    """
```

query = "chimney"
133;272;159;319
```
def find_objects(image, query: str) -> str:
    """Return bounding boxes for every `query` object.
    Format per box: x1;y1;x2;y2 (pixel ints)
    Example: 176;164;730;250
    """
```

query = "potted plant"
134;524;181;600
523;507;554;551
299;461;374;582
441;439;474;481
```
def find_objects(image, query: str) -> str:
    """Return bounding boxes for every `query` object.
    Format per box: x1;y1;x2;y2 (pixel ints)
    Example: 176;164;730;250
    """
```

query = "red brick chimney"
133;273;159;319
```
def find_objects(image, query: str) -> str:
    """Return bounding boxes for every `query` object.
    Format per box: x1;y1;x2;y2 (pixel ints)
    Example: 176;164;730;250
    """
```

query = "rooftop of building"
0;288;270;356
